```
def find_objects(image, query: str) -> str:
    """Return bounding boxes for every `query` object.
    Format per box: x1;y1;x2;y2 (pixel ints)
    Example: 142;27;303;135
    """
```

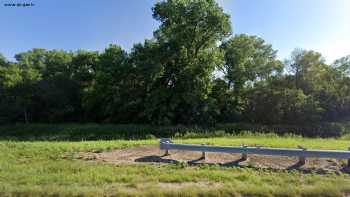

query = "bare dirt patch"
77;145;350;174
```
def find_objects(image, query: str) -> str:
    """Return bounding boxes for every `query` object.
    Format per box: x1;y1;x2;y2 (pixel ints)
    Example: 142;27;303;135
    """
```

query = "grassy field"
1;134;350;196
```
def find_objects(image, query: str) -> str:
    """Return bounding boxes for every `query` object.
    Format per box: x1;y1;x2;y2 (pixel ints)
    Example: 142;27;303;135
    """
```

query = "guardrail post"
241;145;248;161
164;149;169;156
297;145;306;165
201;144;206;160
160;138;172;156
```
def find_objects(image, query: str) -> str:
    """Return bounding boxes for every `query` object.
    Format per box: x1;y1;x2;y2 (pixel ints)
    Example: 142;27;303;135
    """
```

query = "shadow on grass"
134;155;350;175
134;155;180;164
286;161;306;170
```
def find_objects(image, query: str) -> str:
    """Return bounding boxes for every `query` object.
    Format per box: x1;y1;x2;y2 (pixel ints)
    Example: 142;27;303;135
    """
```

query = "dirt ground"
77;145;350;175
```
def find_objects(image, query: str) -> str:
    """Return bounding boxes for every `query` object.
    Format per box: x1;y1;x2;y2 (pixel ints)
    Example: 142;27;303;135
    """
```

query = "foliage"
146;0;231;124
245;86;323;124
221;34;283;92
333;55;350;76
0;62;41;123
0;0;350;136
0;53;7;66
219;34;284;120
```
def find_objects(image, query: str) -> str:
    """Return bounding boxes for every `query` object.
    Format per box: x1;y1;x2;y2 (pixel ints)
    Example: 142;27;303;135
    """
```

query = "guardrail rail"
160;138;350;166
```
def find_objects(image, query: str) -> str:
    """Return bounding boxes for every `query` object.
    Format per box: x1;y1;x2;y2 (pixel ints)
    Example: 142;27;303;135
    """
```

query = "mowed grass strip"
1;134;350;196
177;133;350;150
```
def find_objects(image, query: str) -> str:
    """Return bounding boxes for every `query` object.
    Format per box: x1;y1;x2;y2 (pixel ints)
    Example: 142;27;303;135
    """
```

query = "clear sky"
1;0;349;63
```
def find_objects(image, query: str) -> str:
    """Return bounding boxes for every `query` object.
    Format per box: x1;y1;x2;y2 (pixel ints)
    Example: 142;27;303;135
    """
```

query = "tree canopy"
0;0;349;129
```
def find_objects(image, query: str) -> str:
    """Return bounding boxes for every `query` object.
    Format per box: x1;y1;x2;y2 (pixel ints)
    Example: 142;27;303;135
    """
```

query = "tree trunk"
24;108;29;124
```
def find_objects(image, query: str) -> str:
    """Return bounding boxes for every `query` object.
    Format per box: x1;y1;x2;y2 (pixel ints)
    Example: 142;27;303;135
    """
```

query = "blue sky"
0;0;349;63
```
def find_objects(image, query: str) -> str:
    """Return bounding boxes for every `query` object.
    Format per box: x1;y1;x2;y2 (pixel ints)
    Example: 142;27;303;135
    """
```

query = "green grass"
1;134;350;196
1;122;349;141
178;133;350;150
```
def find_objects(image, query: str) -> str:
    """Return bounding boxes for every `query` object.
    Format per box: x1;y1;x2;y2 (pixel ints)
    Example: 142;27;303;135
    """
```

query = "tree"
0;54;7;67
286;49;326;92
146;0;231;124
221;34;283;116
153;0;231;57
14;49;85;122
284;50;350;121
0;0;349;126
326;55;350;120
210;78;238;122
84;44;129;122
43;50;73;78
0;63;41;123
245;85;323;124
71;50;99;87
15;49;47;71
222;34;283;90
333;55;350;76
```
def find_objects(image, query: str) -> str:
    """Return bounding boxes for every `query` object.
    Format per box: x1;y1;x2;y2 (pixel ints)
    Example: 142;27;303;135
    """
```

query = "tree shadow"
134;155;179;164
134;154;350;175
221;157;248;167
187;156;205;164
340;165;350;174
286;161;305;170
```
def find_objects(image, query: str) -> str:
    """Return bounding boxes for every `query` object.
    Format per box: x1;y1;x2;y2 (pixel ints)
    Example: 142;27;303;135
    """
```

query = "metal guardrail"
160;138;350;166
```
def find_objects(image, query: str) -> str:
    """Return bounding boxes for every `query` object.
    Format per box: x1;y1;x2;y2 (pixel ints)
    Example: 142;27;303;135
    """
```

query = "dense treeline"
1;0;349;128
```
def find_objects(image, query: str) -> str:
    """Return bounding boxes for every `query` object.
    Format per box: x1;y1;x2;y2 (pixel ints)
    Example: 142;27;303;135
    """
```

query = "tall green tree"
244;83;323;124
286;49;326;92
147;0;231;124
221;34;283;116
285;50;350;121
17;49;84;122
0;63;41;123
43;50;73;78
210;78;238;122
71;50;99;87
0;54;7;67
328;55;350;119
85;45;129;122
221;34;283;90
334;55;350;76
1;0;350;127
15;49;47;71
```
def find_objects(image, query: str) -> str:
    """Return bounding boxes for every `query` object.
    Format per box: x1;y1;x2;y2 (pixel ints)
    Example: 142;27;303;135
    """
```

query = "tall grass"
0;122;350;141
